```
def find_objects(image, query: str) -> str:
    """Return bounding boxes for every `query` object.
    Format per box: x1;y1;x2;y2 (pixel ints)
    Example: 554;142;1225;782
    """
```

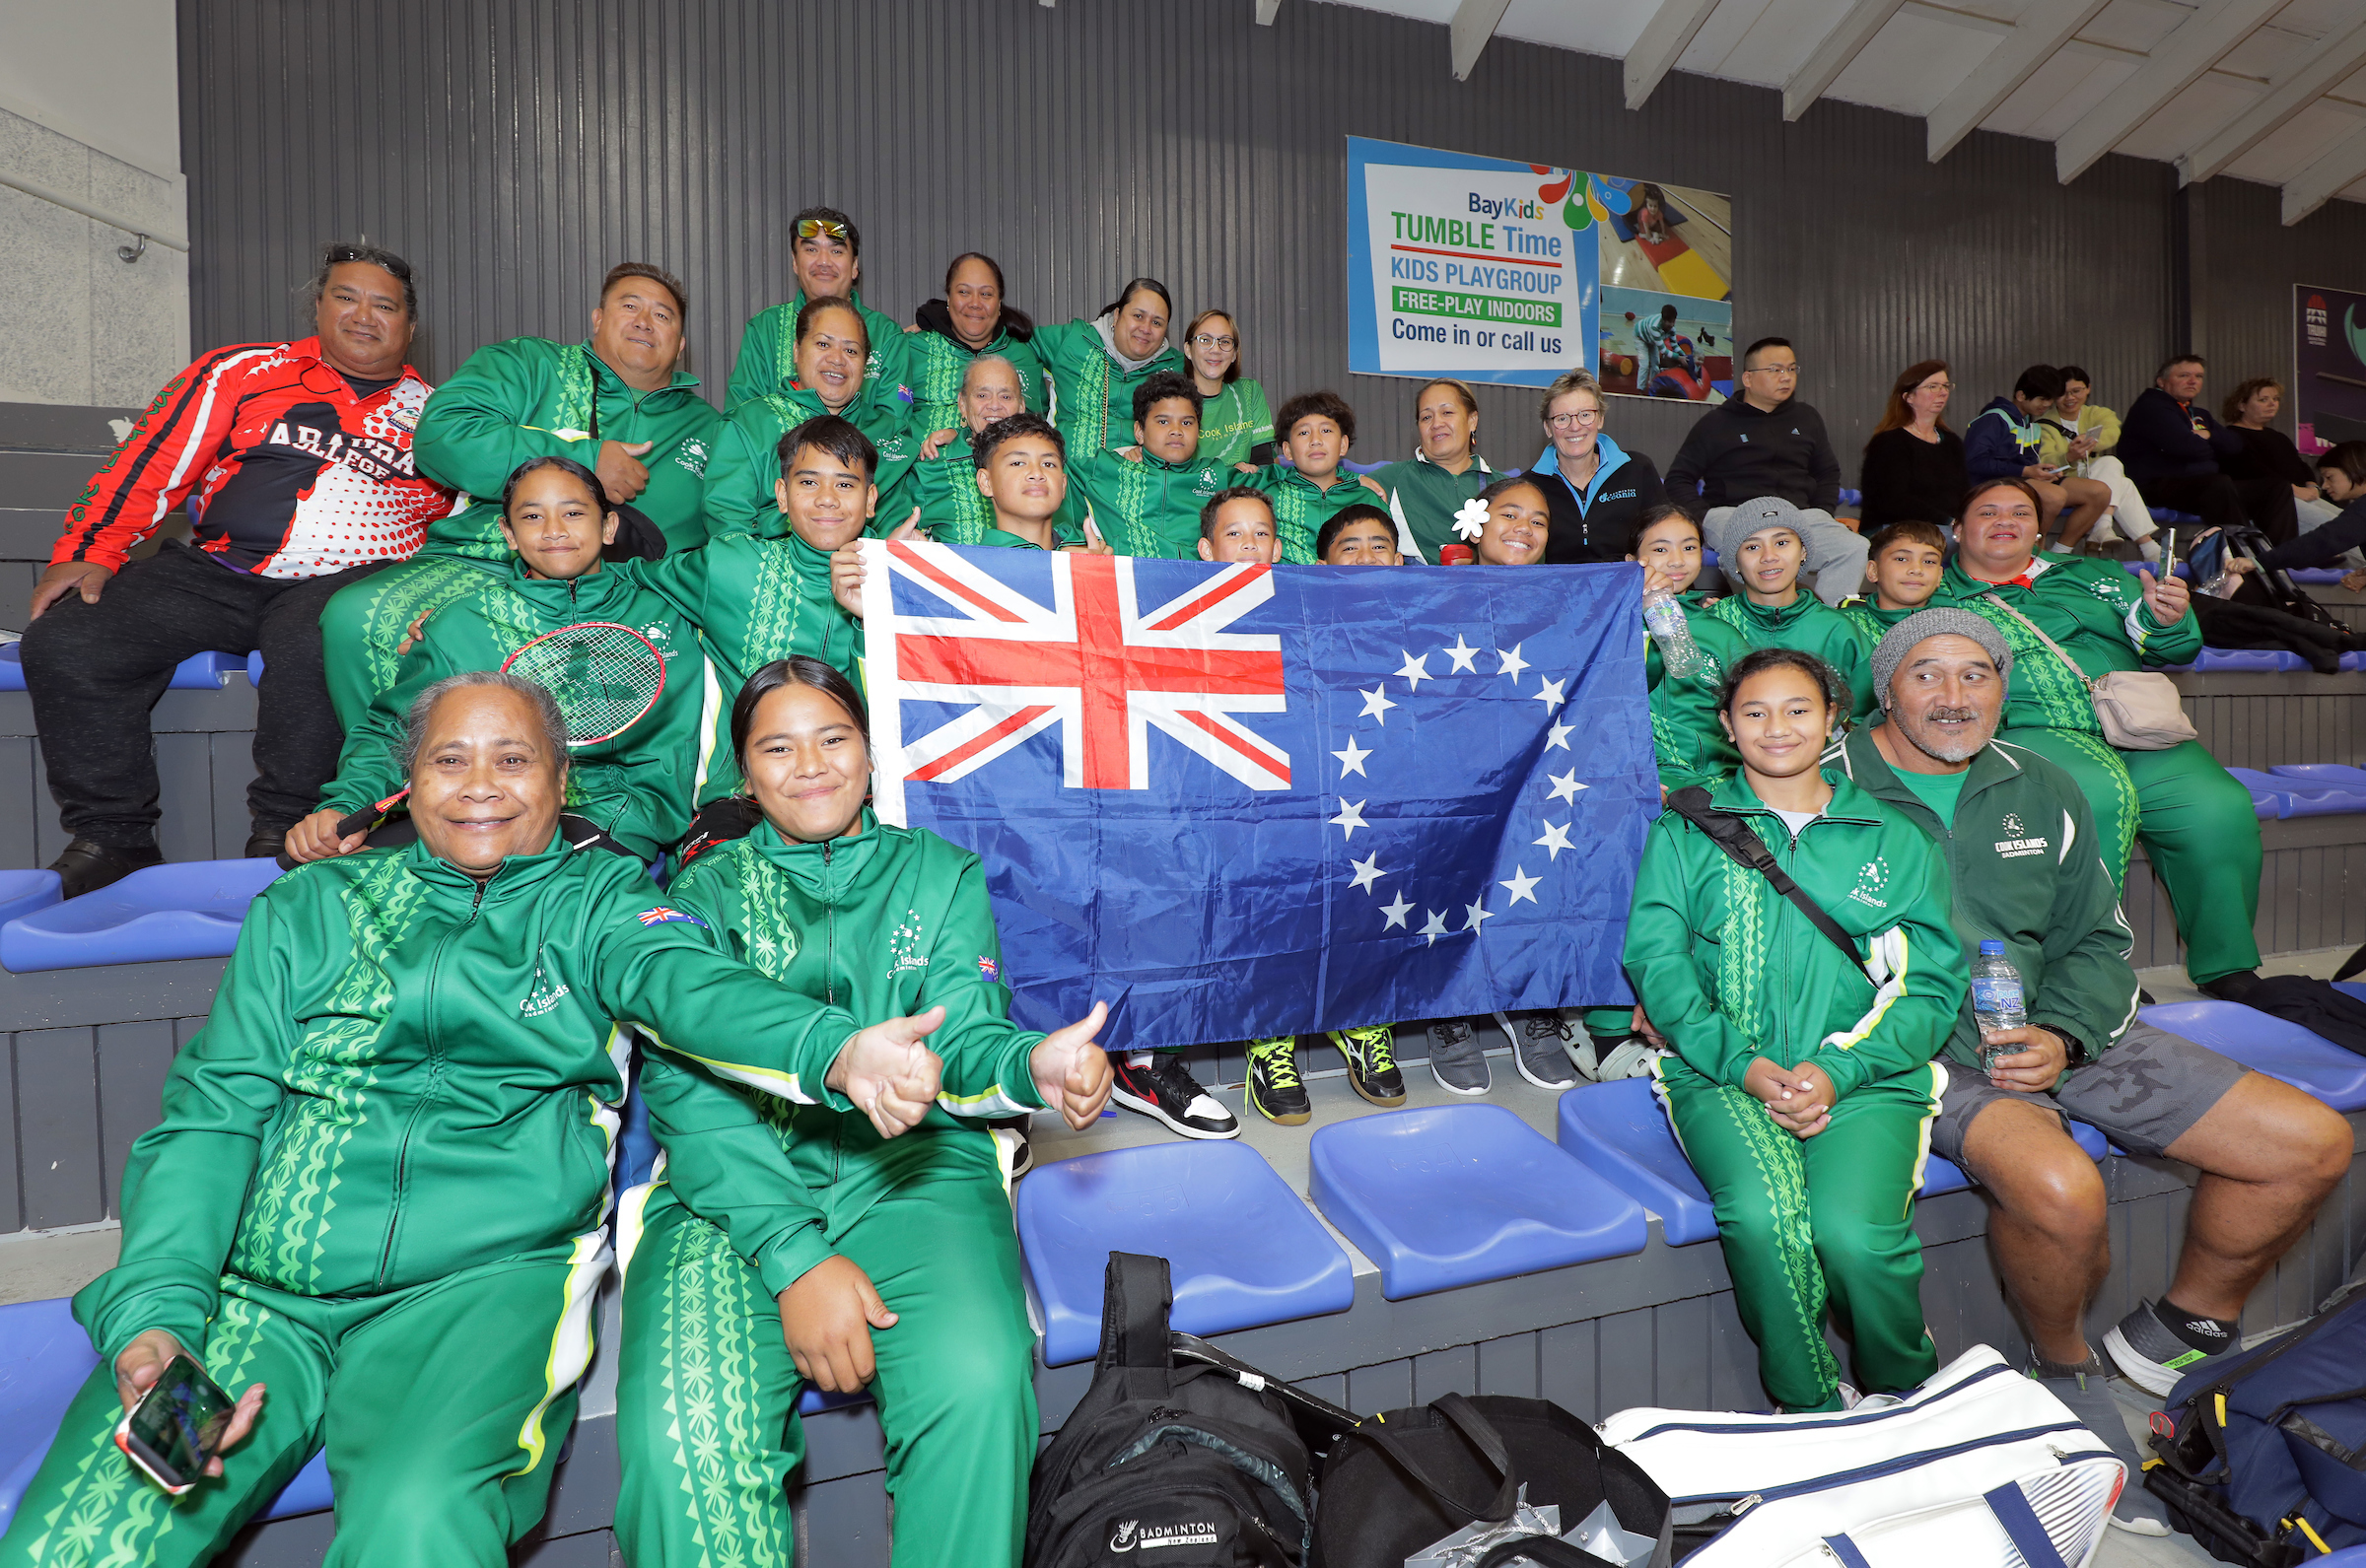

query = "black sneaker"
48;838;162;900
1111;1055;1240;1140
1244;1037;1311;1126
1329;1024;1406;1107
2103;1299;2237;1398
1427;1019;1490;1096
1496;1010;1580;1090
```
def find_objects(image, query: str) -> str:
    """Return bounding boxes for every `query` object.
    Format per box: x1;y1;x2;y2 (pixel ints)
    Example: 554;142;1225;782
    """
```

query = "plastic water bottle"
1971;940;2028;1072
1642;588;1703;677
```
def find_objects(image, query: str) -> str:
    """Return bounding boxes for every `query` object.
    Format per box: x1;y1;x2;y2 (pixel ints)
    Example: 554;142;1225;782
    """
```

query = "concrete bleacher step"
1014;1137;1354;1366
1306;1103;1647;1300
0;858;280;973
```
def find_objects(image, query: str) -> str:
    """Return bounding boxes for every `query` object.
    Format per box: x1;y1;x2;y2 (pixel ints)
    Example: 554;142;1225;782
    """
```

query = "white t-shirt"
1770;807;1821;840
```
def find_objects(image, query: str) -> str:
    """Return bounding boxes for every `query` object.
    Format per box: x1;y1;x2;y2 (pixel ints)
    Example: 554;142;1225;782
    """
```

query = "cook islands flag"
862;538;1655;1051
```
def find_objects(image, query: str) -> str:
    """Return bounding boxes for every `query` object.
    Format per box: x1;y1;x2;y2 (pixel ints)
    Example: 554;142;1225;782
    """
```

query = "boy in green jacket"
617;656;1112;1568
1835;520;1945;645
1245;389;1390;564
288;456;706;864
0;673;947;1568
1625;647;1964;1412
727;207;911;413
1704;497;1879;724
1067;372;1229;560
962;413;1092;552
704;296;917;537
319;264;722;728
1829;611;2347;1496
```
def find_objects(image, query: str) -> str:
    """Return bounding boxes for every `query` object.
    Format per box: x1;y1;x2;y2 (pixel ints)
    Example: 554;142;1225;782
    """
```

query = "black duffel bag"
1309;1390;1672;1566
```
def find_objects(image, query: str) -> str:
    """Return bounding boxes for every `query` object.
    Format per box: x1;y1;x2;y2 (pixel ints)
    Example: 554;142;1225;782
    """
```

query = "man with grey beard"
1823;609;2350;1532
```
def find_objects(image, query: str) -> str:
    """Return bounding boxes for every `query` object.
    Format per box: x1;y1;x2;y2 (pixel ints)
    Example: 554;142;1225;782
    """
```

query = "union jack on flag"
637;907;706;928
862;539;1656;1051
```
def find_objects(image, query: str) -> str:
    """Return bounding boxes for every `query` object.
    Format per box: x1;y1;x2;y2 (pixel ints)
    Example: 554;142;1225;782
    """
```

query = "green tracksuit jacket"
1032;317;1188;458
1625;767;1961;1412
702;385;918;540
1835;594;1919;646
1246;463;1390;565
1707;591;1879;724
414;337;722;553
727;290;913;416
1930;555;2201;737
314;560;707;859
78;832;864;1369
1646;603;1751;793
1193;378;1273;472
615;813;1046;1568
1374;452;1495;564
905;324;1049;438
1067;446;1229;560
1831;729;2141;1071
909;433;1081;545
636;532;864;803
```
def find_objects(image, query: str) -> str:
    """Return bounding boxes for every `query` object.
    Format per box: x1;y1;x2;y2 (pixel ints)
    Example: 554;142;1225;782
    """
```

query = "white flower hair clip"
1452;497;1490;541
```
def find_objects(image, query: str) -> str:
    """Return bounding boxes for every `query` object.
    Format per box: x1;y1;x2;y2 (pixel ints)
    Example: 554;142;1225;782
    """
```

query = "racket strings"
502;623;666;745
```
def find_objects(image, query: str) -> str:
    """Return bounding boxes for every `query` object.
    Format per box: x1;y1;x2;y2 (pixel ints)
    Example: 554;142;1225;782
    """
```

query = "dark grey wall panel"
179;0;2175;487
2176;671;2365;769
2196;177;2366;425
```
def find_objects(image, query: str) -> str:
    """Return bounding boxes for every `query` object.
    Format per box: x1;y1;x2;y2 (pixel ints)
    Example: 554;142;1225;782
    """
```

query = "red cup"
1440;543;1476;565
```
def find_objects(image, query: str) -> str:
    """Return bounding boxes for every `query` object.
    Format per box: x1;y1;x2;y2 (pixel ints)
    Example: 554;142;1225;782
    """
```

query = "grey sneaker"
2029;1353;2171;1534
1427;1019;1490;1096
1496;1010;1579;1089
2103;1300;2235;1399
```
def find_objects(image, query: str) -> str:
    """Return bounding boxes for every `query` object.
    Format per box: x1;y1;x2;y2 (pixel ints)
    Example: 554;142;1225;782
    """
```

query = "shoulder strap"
1099;1252;1175;1398
1664;787;1872;981
1980;590;2094;690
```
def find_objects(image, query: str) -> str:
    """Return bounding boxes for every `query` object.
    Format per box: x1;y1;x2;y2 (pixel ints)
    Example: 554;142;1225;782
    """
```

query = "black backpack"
1025;1253;1355;1567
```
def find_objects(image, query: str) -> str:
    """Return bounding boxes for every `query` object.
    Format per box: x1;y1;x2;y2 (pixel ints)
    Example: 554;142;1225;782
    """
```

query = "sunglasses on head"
797;219;850;241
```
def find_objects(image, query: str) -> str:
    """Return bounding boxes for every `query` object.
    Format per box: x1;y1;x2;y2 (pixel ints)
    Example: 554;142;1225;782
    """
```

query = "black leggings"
20;542;390;849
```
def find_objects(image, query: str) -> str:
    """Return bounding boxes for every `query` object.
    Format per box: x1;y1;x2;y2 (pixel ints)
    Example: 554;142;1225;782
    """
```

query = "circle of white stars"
1330;638;1588;946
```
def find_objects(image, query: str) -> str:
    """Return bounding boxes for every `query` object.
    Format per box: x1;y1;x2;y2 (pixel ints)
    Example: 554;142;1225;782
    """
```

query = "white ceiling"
1313;0;2366;220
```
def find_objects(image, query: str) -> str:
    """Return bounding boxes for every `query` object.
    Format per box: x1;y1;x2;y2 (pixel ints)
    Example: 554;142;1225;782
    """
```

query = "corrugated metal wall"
180;0;2186;488
2195;176;2366;427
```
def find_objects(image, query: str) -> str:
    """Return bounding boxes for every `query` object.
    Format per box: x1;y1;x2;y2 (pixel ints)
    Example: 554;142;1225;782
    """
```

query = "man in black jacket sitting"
2119;355;2297;546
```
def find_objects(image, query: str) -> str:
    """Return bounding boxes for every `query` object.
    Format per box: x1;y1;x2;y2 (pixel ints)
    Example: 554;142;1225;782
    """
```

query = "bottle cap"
1979;939;2004;955
1439;543;1476;566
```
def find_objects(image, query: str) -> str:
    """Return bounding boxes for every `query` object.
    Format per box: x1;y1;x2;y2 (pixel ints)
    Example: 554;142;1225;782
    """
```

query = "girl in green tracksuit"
705;297;919;536
1704;502;1880;724
616;656;1113;1568
1625;648;1965;1413
296;457;707;863
1930;478;2258;990
319;325;723;727
1033;278;1188;458
905;253;1049;441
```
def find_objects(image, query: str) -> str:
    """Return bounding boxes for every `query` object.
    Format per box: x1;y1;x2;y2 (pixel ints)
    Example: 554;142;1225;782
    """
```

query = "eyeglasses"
796;218;851;241
1746;363;1802;376
1190;334;1237;351
1546;410;1603;430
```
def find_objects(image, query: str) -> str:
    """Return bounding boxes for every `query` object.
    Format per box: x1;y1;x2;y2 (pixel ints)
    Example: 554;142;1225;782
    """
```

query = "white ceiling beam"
2283;121;2366;224
1782;0;1909;121
1926;0;2110;162
1624;0;1722;110
2054;0;2295;184
1450;0;1514;81
2177;17;2366;183
1254;0;1280;24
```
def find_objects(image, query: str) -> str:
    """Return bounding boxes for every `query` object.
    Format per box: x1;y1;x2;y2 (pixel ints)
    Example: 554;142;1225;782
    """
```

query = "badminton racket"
329;620;667;840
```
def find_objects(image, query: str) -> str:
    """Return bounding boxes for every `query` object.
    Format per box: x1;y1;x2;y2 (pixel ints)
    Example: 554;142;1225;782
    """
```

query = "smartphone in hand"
115;1354;235;1494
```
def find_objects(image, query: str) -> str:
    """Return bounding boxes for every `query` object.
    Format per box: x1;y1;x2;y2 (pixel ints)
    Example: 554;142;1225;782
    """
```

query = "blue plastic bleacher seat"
0;857;282;973
2148;509;2203;527
2190;648;2310;673
1837;488;1861;508
247;649;266;685
2269;764;2366;787
1554;1078;2105;1245
2229;767;2366;818
2224;769;2285;819
2285;567;2351;583
0;1298;334;1529
1307;1104;1647;1300
0;645;243;694
0;871;61;926
2140;1001;2366;1113
1015;1139;1354;1365
2342;651;2366;673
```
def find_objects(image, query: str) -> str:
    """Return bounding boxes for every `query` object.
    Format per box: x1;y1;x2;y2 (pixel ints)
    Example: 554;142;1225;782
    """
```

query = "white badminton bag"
1598;1345;2124;1567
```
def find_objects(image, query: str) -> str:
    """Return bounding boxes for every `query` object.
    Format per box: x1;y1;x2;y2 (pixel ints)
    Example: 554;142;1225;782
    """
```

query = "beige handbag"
1982;592;2197;750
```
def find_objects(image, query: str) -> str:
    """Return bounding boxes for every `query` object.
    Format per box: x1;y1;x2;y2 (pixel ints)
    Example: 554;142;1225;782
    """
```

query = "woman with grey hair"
1526;368;1669;562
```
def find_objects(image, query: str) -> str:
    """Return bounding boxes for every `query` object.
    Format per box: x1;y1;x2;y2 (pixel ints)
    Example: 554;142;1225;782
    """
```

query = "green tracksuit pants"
614;1165;1037;1568
1654;1057;1943;1414
317;554;499;730
0;1238;605;1568
2000;727;2262;986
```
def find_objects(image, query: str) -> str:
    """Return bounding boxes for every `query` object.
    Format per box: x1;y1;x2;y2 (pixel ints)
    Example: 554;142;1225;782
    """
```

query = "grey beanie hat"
1705;495;1806;563
1870;608;2013;710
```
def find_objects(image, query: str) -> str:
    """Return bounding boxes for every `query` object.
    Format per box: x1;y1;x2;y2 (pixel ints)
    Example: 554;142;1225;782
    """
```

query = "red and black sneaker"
1111;1054;1240;1140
